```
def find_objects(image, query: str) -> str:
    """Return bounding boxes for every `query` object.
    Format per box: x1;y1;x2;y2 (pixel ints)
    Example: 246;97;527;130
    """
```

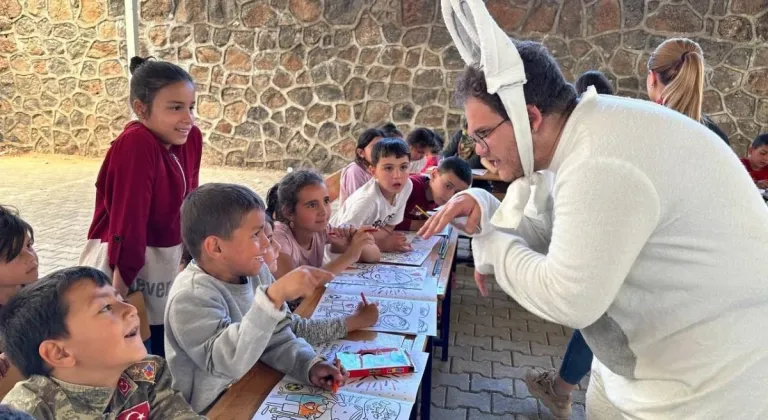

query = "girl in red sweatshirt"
79;57;202;357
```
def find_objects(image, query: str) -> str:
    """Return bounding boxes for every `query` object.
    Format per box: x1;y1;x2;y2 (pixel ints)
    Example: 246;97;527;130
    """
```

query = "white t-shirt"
408;158;427;174
330;177;413;228
462;90;768;419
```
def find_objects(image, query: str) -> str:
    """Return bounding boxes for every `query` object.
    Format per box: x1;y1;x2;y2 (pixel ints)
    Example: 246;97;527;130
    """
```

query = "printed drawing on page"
253;381;410;420
311;292;437;336
326;265;437;300
378;235;440;266
313;342;430;402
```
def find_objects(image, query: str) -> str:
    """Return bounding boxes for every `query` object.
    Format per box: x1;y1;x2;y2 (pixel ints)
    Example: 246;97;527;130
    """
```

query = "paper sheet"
326;265;437;301
378;234;440;266
253;348;429;419
312;336;405;360
252;380;412;420
311;291;437;336
312;340;430;402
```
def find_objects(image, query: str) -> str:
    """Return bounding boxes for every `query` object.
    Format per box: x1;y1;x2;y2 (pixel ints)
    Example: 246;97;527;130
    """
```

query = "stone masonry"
2;0;768;166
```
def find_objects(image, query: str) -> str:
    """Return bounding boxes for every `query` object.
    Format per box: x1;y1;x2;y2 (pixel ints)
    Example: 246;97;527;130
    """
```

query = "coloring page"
312;336;405;361
338;351;429;402
252;380;411;420
311;292;437;336
377;234;440;267
311;340;429;402
326;265;437;301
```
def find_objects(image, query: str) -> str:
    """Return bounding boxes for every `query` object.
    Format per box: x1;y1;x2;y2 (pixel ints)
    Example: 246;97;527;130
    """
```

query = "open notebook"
326;264;437;301
252;342;429;420
316;262;438;335
311;289;437;336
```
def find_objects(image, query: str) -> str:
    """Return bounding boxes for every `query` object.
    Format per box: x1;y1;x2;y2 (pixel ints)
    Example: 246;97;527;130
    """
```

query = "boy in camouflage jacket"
0;267;203;420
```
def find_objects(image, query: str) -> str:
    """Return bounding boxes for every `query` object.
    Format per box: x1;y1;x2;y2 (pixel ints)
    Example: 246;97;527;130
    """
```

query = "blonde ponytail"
648;38;705;122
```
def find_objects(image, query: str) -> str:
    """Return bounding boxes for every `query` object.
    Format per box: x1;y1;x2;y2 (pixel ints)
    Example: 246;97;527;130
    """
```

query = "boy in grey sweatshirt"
164;183;346;413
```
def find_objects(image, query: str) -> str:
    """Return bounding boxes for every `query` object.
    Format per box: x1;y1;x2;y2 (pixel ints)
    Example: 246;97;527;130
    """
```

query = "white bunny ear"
441;0;534;178
441;0;480;64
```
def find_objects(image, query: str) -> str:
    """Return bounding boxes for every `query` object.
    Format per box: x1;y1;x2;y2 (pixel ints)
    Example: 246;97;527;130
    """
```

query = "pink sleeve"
273;223;300;267
340;165;369;203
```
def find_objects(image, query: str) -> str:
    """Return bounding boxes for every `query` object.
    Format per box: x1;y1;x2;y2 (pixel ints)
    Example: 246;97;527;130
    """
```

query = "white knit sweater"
463;90;768;418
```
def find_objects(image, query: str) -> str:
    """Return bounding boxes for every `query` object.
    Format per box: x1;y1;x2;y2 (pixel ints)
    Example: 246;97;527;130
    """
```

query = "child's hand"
380;232;413;252
268;266;334;306
346;301;379;331
347;229;375;256
0;353;10;379
328;224;355;247
309;360;348;390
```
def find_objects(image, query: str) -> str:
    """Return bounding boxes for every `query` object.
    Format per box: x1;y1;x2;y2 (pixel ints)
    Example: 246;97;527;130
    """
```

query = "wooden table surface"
473;171;503;182
206;231;459;420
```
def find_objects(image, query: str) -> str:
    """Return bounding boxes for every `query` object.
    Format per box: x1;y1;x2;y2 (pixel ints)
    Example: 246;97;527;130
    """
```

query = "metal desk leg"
440;250;457;361
420;336;433;420
440;276;452;361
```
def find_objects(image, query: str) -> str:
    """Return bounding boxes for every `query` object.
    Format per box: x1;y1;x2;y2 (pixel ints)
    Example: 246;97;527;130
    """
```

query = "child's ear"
39;339;76;371
132;100;148;120
429;167;439;179
202;236;222;259
368;165;376;176
747;146;754;156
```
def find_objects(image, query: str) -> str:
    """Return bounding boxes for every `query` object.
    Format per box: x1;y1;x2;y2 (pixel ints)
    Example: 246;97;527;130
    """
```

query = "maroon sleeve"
104;132;158;287
395;175;426;231
187;126;203;190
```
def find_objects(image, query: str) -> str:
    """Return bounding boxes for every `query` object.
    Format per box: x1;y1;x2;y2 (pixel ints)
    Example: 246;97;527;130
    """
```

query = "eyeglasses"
467;119;508;152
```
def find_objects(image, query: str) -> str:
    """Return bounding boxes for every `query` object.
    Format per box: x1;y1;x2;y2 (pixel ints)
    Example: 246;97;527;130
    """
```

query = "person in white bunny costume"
419;1;768;419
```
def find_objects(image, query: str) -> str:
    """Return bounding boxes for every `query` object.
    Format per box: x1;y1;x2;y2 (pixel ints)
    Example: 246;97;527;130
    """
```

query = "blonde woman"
647;37;730;144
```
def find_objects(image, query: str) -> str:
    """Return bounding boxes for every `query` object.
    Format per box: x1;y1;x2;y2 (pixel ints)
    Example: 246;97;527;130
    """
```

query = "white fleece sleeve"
470;159;660;329
453;181;554;255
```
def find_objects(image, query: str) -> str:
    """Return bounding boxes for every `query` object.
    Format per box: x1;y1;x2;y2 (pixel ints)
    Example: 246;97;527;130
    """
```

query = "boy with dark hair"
396;157;472;231
330;139;414;253
165;183;344;413
0;266;203;419
741;133;768;188
406;128;440;173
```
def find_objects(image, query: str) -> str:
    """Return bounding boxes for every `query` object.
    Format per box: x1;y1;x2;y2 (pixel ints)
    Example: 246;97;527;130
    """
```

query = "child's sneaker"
524;369;573;419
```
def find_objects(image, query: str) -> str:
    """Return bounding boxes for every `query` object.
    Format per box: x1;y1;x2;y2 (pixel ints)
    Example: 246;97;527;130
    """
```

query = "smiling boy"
0;267;203;419
165;183;344;413
396;157;472;231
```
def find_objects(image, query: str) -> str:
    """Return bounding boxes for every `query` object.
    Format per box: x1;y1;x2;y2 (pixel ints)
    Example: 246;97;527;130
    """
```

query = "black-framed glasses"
467;119;508;152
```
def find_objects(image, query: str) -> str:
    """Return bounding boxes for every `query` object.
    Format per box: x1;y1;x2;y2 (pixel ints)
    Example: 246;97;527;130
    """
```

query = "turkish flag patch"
116;401;150;420
117;377;131;396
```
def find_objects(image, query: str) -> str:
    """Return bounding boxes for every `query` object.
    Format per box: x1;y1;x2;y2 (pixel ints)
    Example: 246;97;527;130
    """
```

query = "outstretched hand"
417;194;483;239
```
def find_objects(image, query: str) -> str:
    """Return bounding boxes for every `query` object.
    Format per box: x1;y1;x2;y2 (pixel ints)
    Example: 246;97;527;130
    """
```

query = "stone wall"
2;0;768;166
0;0;130;155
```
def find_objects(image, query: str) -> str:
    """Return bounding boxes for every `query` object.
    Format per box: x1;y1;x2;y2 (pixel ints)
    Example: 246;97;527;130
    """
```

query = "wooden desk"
473;171;502;182
473;171;508;200
207;232;459;420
